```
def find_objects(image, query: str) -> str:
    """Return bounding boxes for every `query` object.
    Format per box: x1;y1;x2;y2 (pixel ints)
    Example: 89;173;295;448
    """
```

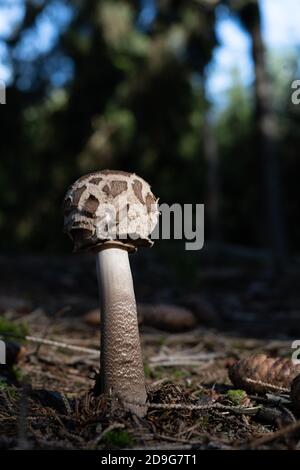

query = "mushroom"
63;170;159;417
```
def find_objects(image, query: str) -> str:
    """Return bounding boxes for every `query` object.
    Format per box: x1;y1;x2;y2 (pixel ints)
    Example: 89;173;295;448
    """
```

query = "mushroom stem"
96;247;147;417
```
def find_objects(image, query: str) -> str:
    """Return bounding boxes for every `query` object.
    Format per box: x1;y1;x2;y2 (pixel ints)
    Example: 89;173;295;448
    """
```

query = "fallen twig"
248;419;300;448
149;352;224;368
147;402;260;415
90;423;125;448
0;331;100;356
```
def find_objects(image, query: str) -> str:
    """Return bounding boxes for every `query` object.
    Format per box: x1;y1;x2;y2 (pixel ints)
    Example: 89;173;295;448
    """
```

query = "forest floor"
1;253;300;450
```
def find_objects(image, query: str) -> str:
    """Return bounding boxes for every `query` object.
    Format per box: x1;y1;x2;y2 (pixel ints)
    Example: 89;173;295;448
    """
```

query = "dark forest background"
0;0;299;273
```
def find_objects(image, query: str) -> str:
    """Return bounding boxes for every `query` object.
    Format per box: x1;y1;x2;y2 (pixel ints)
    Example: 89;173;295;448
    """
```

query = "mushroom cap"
63;170;159;253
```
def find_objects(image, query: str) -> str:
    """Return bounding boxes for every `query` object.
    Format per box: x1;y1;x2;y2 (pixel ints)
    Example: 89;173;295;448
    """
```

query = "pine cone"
291;374;300;413
229;354;300;394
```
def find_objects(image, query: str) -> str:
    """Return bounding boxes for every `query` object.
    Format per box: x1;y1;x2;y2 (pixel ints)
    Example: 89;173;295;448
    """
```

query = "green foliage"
0;379;19;398
226;389;247;405
0;0;298;254
12;366;26;382
0;318;28;343
143;363;153;379
172;369;189;379
0;0;217;252
103;429;134;448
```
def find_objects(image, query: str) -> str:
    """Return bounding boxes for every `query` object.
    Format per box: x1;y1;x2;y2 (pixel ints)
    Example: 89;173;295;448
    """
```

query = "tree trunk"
203;109;220;251
235;1;286;272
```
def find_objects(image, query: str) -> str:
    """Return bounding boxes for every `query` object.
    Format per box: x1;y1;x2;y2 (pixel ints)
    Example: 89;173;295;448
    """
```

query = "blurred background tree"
0;0;299;271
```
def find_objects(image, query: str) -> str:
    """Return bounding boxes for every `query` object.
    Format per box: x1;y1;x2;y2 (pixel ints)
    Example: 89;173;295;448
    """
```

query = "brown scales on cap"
132;179;144;204
85;195;99;214
110;180;128;197
145;193;156;213
63;170;159;253
89;177;102;185
72;186;86;206
229;354;300;394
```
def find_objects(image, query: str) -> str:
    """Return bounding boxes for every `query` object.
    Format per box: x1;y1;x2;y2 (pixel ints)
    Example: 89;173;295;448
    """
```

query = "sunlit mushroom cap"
63;170;159;253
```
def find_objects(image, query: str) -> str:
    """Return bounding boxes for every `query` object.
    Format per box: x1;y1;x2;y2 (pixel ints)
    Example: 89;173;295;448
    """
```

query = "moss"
12;366;25;382
172;369;188;379
152;366;164;379
156;336;166;346
226;389;247;405
0;378;19;398
103;430;134;448
0;317;28;343
198;415;210;427
144;364;165;380
144;363;153;379
0;378;7;389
